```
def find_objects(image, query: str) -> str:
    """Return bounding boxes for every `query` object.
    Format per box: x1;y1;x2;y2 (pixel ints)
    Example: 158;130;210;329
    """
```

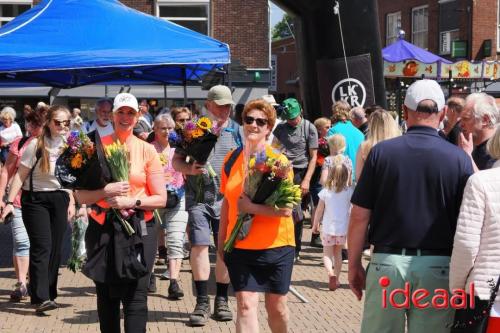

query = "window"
0;2;31;27
440;29;460;54
157;1;209;35
412;5;429;49
386;11;401;45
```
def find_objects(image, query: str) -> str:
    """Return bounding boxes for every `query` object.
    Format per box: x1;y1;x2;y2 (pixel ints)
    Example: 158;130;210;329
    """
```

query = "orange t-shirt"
220;146;295;250
89;134;164;224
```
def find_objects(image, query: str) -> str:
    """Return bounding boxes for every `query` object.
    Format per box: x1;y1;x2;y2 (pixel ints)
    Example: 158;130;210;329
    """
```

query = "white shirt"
20;136;64;191
84;120;114;137
318;187;353;236
0;122;22;145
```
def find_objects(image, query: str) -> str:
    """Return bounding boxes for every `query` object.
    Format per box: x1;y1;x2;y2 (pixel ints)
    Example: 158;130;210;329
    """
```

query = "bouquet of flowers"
175;116;220;164
55;130;95;188
67;211;88;273
224;146;302;252
316;137;330;167
104;141;136;236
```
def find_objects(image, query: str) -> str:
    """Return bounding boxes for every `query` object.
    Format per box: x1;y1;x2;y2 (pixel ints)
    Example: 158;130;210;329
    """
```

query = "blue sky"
270;2;285;28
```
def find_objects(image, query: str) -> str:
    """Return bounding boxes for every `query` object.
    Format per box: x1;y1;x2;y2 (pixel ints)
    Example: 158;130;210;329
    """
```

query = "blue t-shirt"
327;121;364;179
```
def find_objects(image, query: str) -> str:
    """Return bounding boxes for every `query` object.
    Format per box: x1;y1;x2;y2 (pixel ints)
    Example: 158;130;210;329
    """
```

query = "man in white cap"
348;79;473;333
172;85;240;326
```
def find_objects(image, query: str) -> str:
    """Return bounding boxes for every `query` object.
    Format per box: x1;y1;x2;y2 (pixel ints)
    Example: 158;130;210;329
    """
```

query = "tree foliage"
272;14;294;41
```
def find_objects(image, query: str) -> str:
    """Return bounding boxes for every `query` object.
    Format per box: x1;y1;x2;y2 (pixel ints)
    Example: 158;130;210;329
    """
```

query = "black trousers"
293;168;307;256
95;221;157;333
21;190;69;304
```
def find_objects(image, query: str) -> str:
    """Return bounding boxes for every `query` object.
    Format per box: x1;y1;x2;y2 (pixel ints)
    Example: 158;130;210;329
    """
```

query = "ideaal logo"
379;276;475;309
331;78;366;107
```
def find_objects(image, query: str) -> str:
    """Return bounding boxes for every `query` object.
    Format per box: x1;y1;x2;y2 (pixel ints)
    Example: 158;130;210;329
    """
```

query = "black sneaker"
213;297;233;322
148;274;157;293
36;300;58;314
168;281;184;300
10;282;28;302
189;297;211;327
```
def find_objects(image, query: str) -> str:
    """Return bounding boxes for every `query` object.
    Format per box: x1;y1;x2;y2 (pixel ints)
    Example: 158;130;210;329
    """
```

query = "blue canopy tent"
0;0;230;88
382;38;451;64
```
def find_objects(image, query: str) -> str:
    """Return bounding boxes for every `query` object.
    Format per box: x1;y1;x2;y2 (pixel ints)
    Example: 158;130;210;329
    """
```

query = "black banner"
316;54;375;117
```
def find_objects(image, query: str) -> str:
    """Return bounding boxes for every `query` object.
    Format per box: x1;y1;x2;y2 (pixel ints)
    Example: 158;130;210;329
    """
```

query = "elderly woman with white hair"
0;106;22;164
151;113;188;299
450;124;500;333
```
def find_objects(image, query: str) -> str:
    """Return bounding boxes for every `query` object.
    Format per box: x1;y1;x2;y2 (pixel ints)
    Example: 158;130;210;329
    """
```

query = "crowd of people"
0;79;498;333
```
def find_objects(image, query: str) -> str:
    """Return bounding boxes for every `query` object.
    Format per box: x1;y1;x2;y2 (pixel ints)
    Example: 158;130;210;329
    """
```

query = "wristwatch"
135;199;141;208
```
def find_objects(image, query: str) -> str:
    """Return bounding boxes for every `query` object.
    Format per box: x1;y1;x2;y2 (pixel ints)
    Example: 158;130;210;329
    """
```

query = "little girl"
319;134;352;186
312;149;353;291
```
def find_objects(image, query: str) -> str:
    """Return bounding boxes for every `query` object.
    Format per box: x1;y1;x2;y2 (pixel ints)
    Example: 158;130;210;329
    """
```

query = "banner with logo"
440;61;482;79
384;60;438;78
316;54;375;116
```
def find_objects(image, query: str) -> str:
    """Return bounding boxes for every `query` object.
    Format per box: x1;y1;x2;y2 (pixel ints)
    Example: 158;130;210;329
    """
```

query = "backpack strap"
223;119;242;147
223;146;243;178
303;119;310;156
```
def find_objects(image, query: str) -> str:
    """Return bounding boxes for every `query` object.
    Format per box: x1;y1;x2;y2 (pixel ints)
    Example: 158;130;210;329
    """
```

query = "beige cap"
262;94;279;106
207;85;235;106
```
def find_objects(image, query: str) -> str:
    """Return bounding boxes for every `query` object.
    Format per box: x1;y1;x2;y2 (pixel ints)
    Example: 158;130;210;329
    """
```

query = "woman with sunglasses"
2;106;75;313
218;99;295;333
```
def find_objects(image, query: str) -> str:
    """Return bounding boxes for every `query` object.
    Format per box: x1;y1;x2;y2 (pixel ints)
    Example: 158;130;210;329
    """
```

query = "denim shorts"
11;207;30;257
159;196;189;259
187;201;221;246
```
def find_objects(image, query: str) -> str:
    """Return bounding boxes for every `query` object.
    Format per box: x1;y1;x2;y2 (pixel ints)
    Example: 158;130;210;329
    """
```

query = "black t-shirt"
446;121;462;145
472;139;497;170
351;126;473;250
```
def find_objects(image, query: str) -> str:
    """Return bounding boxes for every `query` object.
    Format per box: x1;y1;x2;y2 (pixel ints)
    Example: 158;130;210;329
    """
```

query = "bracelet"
4;201;13;206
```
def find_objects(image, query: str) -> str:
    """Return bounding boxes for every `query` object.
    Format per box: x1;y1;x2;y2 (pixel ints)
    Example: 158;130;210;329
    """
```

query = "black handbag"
450;275;500;333
165;189;179;209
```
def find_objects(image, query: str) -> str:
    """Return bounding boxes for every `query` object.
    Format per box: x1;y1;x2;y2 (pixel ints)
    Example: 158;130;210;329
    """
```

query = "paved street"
0;223;366;333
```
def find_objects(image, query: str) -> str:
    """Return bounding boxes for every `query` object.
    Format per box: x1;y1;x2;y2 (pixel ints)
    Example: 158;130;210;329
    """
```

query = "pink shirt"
152;142;184;191
9;136;35;207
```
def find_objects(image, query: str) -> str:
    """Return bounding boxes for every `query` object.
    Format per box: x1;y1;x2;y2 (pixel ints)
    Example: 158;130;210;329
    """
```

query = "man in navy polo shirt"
347;79;473;333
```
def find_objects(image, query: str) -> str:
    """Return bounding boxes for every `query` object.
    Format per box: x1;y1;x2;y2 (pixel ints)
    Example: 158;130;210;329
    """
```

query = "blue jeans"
11;207;30;257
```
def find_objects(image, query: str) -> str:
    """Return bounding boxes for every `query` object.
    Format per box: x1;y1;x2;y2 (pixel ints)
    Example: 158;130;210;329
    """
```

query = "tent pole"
183;66;188;106
164;85;167;109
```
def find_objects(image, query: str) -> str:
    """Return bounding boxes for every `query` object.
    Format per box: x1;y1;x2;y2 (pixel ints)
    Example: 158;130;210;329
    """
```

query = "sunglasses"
53;119;70;127
244;116;268;127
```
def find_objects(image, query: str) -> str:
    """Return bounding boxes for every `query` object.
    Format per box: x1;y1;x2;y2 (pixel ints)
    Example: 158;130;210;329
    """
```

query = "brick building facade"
377;0;499;61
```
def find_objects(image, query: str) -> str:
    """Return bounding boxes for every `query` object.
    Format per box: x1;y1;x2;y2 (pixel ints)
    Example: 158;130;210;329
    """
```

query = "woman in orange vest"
218;99;295;333
75;93;166;333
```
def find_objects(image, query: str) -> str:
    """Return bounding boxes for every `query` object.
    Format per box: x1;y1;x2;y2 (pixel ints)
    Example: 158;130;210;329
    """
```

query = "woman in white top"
0;106;22;164
2;106;75;314
450;125;500;333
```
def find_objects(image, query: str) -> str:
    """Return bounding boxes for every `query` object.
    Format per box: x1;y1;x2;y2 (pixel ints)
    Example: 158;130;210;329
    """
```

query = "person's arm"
355;149;365;182
449;176;484;291
347;204;371;301
74;182;130;205
311;199;325;234
172;151;204;176
237;193;292;218
1;165;31;219
300;148;317;194
0;152;19;210
459;132;479;173
217;198;230;258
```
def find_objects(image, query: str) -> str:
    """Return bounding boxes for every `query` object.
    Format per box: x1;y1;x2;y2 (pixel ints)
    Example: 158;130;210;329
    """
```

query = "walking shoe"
10;282;28;302
189;297;211;327
36;300;58;314
212;297;233;321
167;281;184;300
148;274;157;293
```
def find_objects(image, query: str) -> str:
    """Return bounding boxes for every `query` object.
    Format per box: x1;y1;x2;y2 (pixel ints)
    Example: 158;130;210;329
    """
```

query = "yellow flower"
197;117;212;130
71;153;83;169
265;146;280;159
248;157;256;169
192;128;204;138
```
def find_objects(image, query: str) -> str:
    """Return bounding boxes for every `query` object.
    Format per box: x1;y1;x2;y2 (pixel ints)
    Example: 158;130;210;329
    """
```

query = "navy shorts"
224;246;295;295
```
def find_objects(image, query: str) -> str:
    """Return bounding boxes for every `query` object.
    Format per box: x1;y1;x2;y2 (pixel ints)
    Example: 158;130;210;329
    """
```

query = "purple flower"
184;121;196;131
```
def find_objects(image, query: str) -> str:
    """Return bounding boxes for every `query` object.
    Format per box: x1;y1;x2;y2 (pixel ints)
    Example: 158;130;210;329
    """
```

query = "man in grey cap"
348;79;473;333
173;85;241;326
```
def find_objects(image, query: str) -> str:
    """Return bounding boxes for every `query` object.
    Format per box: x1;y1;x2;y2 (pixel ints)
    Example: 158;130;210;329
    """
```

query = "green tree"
272;14;294;41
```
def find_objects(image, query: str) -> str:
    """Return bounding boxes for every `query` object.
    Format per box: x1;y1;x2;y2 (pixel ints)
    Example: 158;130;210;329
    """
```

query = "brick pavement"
0;223;367;333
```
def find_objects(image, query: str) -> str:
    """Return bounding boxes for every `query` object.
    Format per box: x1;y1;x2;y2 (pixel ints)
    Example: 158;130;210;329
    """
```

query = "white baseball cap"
404;79;445;112
113;93;139;112
261;94;279;106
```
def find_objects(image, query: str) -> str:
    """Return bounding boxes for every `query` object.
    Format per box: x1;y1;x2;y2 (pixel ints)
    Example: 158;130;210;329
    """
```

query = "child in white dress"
312;153;353;291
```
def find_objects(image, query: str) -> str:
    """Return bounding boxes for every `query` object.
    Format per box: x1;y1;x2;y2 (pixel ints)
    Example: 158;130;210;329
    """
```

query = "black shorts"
224;246;294;295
